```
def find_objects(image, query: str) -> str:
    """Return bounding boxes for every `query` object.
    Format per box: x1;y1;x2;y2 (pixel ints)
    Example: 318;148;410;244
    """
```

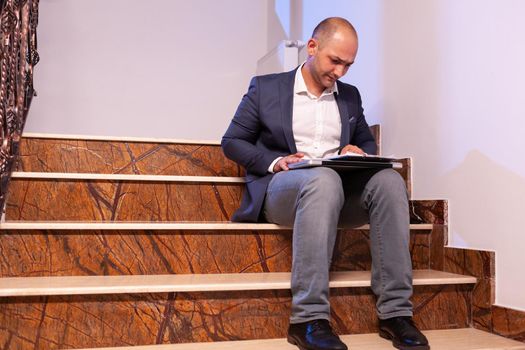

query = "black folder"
288;154;402;171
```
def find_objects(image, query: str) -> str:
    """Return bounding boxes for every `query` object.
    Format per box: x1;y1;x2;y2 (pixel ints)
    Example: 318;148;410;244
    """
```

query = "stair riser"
0;285;471;349
5;179;443;223
5;180;243;222
16;139;243;176
442;247;495;335
0;230;433;277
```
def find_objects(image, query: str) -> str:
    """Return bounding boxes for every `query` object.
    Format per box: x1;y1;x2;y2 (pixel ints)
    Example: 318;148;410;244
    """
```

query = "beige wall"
301;0;525;310
380;0;525;311
26;0;268;140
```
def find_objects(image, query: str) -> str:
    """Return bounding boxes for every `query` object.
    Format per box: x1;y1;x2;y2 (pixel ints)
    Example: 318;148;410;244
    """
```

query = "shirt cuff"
268;157;283;173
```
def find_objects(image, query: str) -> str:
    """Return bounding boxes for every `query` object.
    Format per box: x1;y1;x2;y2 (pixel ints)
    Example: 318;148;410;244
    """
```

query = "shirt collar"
294;62;339;96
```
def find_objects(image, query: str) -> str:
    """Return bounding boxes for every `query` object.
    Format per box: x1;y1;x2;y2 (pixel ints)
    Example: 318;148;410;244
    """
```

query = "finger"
343;145;364;155
283;156;297;163
279;159;289;169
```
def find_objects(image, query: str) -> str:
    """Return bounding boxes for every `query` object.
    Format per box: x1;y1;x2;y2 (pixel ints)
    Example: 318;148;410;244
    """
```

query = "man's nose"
333;65;345;78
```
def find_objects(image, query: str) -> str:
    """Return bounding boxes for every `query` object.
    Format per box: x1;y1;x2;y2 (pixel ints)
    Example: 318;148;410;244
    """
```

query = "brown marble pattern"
0;229;431;277
5;180;244;222
5;176;441;223
409;200;448;225
394;158;412;198
492;305;525;342
332;229;431;271
443;247;495;332
16;138;243;176
0;131;487;348
370;124;381;155
429;225;447;271
0;285;470;349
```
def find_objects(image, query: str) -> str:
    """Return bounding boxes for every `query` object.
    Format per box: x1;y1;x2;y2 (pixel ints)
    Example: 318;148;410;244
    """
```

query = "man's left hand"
340;144;366;155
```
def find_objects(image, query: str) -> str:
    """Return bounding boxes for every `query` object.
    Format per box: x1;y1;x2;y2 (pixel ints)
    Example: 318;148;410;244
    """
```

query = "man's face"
306;30;358;90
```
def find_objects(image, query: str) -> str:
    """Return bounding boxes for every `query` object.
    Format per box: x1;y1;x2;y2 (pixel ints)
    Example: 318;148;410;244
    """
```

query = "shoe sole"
379;330;430;350
287;335;308;350
287;335;348;350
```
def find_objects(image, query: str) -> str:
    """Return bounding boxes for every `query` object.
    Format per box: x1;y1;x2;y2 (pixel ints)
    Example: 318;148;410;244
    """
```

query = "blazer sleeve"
221;77;278;176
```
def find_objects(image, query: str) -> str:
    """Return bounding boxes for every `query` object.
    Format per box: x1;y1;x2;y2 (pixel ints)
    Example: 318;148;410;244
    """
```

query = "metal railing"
0;0;39;210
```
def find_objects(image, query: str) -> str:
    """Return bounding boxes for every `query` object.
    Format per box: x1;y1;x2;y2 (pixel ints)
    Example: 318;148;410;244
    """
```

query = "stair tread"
73;328;525;350
12;167;410;181
10;172;245;182
21;132;222;145
0;221;433;230
0;270;475;297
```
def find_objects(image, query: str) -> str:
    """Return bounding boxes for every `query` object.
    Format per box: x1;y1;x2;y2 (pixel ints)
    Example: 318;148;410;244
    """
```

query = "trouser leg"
340;168;413;319
263;167;345;323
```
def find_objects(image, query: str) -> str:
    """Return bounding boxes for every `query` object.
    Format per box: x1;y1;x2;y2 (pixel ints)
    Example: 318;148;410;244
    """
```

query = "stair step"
0;224;437;276
10;171;245;183
73;328;525;350
0;285;474;345
21;132;222;145
6;175;245;221
0;221;434;231
17;134;243;177
0;270;475;297
5;175;428;222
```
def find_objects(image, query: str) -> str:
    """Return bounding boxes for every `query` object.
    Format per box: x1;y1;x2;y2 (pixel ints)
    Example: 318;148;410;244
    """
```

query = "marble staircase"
73;329;525;350
0;132;516;349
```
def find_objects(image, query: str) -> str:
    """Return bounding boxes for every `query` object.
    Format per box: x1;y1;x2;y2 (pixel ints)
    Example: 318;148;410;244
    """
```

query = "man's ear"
307;38;318;56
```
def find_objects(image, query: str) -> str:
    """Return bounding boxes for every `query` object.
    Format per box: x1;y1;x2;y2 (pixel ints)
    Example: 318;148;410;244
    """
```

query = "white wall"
302;0;525;310
381;0;525;311
26;0;268;140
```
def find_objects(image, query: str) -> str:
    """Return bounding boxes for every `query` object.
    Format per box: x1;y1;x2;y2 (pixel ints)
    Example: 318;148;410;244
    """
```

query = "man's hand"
340;144;366;156
273;153;305;172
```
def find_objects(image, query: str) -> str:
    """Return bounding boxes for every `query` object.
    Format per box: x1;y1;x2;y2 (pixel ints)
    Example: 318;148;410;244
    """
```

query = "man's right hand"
273;153;305;172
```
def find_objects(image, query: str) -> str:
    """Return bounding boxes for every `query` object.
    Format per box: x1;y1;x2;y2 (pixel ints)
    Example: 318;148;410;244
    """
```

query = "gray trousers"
263;167;413;323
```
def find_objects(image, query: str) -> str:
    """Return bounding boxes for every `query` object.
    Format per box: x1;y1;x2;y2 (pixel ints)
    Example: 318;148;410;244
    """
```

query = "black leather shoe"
379;316;430;350
287;319;348;350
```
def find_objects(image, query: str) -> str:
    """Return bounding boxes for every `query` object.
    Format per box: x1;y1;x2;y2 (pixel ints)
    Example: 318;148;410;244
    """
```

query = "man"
222;17;429;350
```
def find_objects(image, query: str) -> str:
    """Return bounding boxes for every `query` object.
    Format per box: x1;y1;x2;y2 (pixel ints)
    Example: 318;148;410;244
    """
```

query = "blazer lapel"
335;81;350;147
279;69;298;154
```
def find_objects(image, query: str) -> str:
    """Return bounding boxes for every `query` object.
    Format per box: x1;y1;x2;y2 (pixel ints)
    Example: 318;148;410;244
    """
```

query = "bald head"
302;17;359;95
311;17;357;49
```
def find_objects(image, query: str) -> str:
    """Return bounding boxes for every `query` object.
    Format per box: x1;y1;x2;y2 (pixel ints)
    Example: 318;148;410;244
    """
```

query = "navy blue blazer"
221;68;377;222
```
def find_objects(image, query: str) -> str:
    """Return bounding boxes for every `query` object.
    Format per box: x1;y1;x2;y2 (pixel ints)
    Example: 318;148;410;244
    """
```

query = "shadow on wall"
380;1;444;166
267;0;289;52
266;0;303;55
437;149;525;309
379;0;525;310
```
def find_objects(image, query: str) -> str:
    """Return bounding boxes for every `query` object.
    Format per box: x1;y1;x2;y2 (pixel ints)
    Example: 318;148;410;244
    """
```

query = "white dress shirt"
268;64;341;172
